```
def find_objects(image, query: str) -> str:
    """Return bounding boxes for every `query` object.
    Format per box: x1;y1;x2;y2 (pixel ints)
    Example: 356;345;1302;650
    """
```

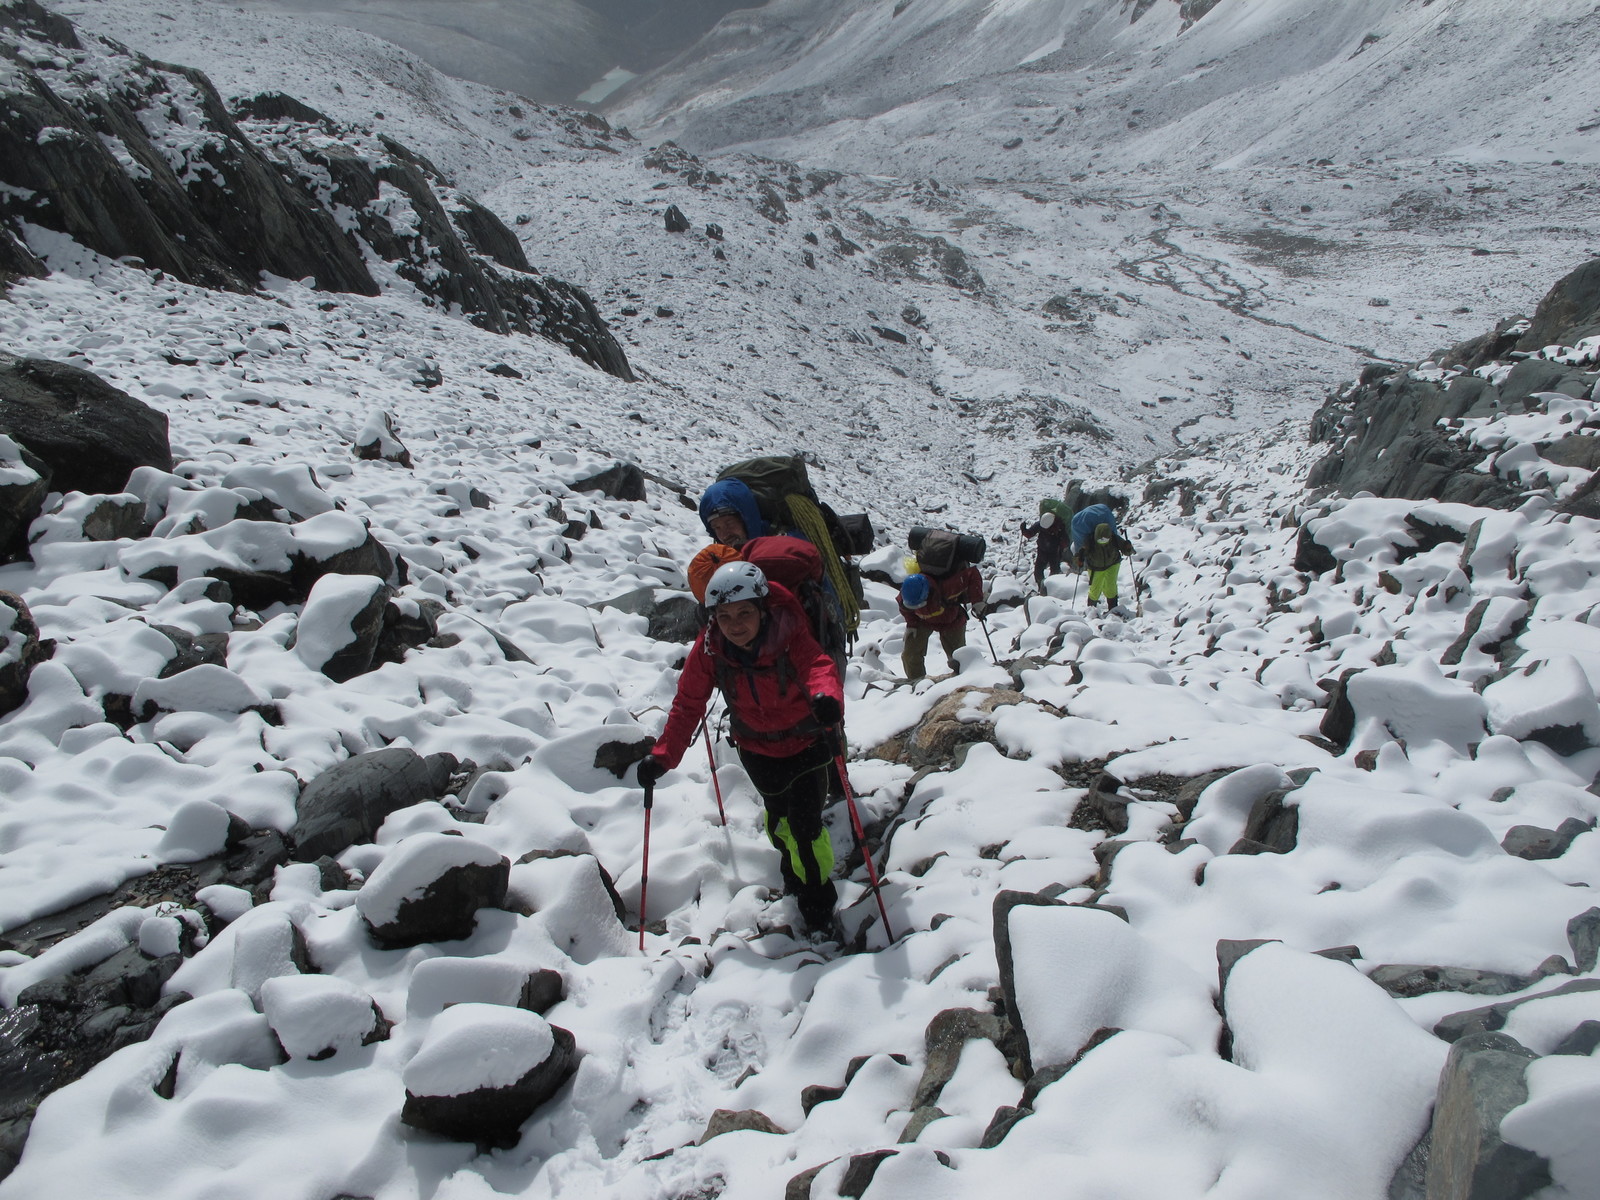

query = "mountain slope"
606;0;1600;173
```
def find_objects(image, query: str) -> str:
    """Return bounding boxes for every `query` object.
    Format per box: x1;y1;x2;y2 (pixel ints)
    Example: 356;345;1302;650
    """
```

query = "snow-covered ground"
3;0;1600;1197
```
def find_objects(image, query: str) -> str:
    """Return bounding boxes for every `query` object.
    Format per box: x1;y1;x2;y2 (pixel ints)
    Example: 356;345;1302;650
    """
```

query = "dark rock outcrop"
596;587;701;643
1514;257;1600;352
0;2;633;381
1422;1033;1552;1200
0;591;48;718
0;354;172;496
359;843;510;949
570;461;647;501
0;438;48;559
289;747;460;861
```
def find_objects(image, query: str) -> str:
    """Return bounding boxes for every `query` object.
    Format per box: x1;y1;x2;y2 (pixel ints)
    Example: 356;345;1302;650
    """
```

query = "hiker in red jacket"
898;565;985;681
638;560;844;932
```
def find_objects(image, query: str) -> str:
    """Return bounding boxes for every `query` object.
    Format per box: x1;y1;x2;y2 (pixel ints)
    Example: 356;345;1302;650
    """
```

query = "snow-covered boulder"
355;832;510;949
995;893;1218;1075
227;906;313;1004
405;956;564;1019
132;664;272;722
290;572;393;682
1483;656;1600;754
289;747;460;862
260;973;390;1060
1345;656;1488;754
400;1003;577;1148
354;409;413;468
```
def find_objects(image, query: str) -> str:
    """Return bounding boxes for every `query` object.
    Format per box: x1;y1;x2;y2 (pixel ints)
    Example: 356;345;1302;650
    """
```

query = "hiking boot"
796;880;838;933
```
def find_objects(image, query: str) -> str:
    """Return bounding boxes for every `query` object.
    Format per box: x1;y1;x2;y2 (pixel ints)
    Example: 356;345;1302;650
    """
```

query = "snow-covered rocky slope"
1;0;1600;1197
607;0;1600;173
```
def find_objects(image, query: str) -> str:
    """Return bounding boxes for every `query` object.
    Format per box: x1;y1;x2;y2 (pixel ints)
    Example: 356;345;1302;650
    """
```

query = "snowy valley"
1;0;1600;1198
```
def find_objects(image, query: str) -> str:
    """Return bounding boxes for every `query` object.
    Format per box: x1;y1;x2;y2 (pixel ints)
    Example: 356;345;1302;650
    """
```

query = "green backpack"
1039;497;1071;523
716;455;861;633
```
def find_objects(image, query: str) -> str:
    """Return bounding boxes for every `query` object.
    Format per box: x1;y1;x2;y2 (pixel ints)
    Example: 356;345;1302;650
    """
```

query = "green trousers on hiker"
1087;564;1120;606
902;624;966;681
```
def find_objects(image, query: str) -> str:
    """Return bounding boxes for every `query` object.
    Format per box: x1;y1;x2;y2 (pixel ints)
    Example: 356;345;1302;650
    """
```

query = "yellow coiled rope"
785;493;861;633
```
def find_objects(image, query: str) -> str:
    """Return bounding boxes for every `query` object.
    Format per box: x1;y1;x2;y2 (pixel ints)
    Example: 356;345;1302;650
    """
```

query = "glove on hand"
972;600;988;618
636;756;666;788
810;693;843;727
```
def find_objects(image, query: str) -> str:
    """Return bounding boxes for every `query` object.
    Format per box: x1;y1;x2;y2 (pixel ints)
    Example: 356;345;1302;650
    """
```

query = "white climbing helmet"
704;560;769;608
1039;510;1057;529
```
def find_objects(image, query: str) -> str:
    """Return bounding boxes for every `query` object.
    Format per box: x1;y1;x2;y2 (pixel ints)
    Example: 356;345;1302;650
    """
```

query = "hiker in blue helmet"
698;479;767;550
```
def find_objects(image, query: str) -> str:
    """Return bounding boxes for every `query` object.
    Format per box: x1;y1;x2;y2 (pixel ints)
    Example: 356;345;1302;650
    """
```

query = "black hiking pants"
737;740;837;928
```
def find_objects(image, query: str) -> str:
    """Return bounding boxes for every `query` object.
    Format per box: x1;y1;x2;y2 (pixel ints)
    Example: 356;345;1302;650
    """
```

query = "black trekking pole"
831;728;896;946
1070;567;1081;610
977;612;1000;664
700;718;727;826
638;780;654;952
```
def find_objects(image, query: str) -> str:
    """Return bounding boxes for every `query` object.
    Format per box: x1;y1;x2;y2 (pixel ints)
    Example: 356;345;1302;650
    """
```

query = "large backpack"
740;536;847;671
1039;497;1071;524
1069;503;1119;555
907;526;986;577
716;455;863;633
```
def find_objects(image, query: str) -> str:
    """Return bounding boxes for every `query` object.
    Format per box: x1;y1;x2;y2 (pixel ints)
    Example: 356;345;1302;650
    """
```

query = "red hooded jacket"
650;582;842;767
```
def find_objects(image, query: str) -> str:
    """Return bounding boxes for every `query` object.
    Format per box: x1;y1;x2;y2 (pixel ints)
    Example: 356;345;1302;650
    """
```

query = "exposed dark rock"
1318;668;1361;751
785;1161;832;1200
593;736;657;779
0;0;375;295
896;1106;948;1143
705;223;724;241
1368;964;1547;1000
838;1150;896;1197
1217;938;1277;992
1293;522;1338;575
373;597;445;667
1553;1021;1600;1056
0;591;49;718
596;587;702;643
0;438;48;559
289;747;460;861
978;1104;1030;1148
1433;979;1600;1043
1423;1032;1552;1200
697;1108;785;1143
0;354;172;496
992;889;1068;1076
354;410;413;467
911;1007;1007;1110
288;523;395;597
401;1024;576;1149
1514;257;1600;352
1227;786;1300;855
570;461;646;501
361;848;508;949
663;204;690;233
1568;907;1600;973
1501;818;1592;860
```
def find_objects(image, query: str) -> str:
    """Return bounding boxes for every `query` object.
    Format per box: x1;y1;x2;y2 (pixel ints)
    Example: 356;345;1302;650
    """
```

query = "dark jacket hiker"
1021;509;1069;587
640;561;845;932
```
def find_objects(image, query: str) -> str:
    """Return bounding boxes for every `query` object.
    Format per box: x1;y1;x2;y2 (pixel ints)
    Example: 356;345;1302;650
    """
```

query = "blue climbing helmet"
901;573;931;609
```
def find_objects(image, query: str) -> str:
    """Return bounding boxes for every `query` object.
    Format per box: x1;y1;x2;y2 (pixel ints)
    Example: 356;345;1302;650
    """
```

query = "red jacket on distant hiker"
898;565;982;631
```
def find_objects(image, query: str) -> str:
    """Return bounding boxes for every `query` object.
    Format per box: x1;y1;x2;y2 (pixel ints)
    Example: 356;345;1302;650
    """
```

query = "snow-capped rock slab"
405;956;564;1019
1346;655;1488;753
260;973;389;1060
132;664;269;718
401;1002;577;1148
290;571;392;682
1483;656;1600;754
355;832;509;949
996;894;1218;1074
